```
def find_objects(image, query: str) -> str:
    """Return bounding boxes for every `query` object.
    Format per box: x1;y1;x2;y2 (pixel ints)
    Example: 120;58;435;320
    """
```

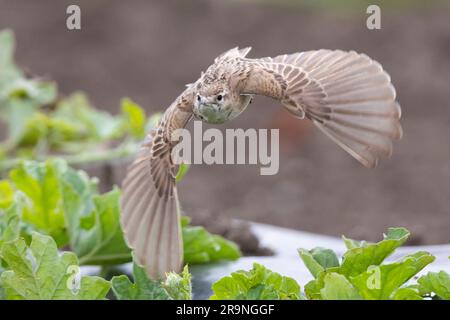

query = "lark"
121;47;402;279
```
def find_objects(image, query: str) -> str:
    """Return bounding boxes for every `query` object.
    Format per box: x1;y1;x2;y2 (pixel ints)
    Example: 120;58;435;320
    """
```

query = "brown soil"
1;0;449;245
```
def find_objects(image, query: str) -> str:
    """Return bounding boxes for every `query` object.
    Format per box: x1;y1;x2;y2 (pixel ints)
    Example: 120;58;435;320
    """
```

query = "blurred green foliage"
0;29;153;173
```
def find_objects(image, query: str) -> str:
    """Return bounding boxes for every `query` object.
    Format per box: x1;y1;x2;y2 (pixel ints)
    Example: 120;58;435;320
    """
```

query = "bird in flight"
121;47;402;279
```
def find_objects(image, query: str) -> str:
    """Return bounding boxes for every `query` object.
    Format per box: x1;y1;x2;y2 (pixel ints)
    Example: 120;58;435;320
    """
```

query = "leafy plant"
111;258;191;300
163;266;192;300
2;159;132;265
0;232;110;300
417;271;450;300
8;160;69;246
210;263;301;300
0;159;242;299
298;227;447;300
209;227;449;301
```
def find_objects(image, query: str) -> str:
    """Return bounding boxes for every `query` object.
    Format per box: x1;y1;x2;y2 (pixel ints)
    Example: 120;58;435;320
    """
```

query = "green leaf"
61;172;131;265
78;189;131;265
298;247;339;278
111;263;170;300
1;78;56;106
182;216;241;264
0;233;110;300
320;273;361;300
8;160;69;247
339;227;410;277
0;193;24;248
350;251;435;299
1;99;36;144
163;265;192;300
0;29;22;91
210;263;301;300
417;271;450;300
121;97;146;139
392;287;423;300
304;268;339;300
0;30;15;65
342;236;367;249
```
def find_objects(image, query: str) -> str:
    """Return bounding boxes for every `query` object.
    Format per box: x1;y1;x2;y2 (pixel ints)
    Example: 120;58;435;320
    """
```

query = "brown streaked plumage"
121;47;402;279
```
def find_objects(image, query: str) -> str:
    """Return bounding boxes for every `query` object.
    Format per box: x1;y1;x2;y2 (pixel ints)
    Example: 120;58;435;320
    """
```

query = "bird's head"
193;83;235;124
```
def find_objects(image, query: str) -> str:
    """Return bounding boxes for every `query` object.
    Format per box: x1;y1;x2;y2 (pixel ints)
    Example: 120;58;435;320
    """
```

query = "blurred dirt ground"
0;0;449;244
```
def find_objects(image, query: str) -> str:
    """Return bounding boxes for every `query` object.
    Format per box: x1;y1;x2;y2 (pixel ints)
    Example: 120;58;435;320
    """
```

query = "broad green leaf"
0;233;110;300
210;263;301;300
298;247;339;278
8;160;68;246
121;97;146;139
320;273;361;300
417;271;450;300
350;251;435;299
111;264;169;300
339;227;410;277
182;216;241;264
163;266;192;300
62;177;131;265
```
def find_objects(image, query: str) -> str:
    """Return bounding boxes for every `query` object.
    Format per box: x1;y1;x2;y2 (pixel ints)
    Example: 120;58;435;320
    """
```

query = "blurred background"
0;0;449;245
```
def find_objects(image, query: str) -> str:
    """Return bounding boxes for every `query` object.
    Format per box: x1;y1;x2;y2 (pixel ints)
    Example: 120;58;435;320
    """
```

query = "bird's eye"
217;94;223;101
197;95;201;102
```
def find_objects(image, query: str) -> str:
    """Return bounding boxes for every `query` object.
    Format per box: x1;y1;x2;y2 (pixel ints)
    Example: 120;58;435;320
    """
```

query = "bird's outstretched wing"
121;87;194;279
240;50;402;168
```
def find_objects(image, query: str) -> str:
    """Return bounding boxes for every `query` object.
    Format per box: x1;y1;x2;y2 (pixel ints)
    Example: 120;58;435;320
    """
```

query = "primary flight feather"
121;47;402;279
